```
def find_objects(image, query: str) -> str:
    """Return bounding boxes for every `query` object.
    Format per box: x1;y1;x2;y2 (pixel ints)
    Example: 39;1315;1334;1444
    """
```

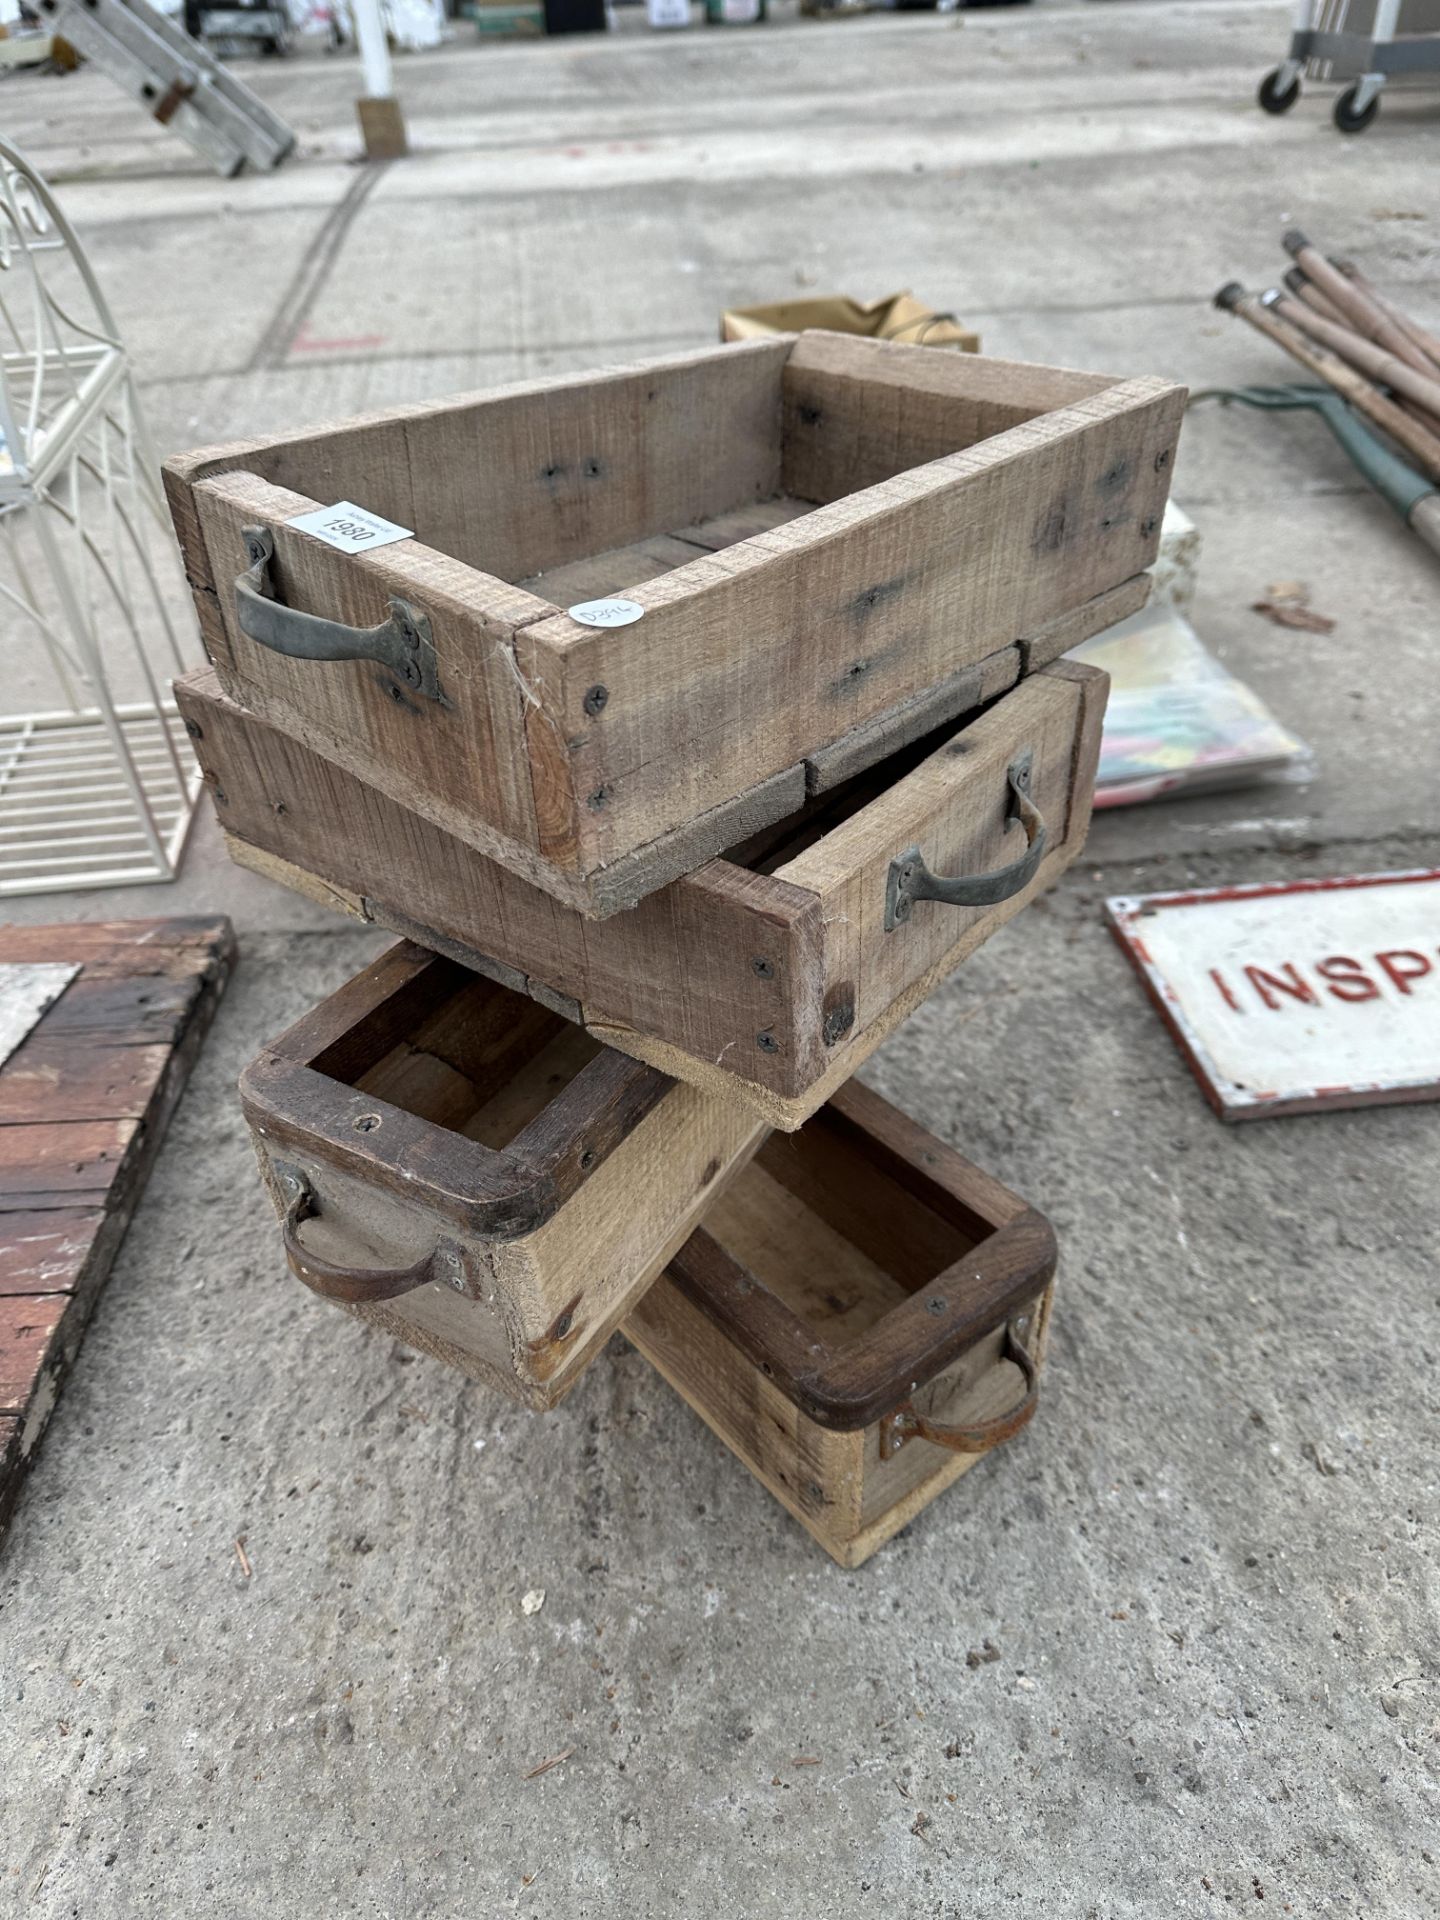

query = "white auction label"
567;598;645;629
288;501;414;555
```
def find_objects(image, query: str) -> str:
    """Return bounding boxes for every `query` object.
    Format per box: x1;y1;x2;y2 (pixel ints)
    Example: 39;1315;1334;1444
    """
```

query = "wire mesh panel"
0;136;201;895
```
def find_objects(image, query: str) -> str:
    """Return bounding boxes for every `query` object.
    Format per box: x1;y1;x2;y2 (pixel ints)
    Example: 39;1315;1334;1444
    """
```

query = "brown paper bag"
719;290;979;352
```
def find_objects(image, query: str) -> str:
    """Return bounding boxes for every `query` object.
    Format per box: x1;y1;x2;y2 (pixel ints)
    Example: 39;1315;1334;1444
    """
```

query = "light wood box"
242;942;763;1409
182;655;1107;1132
165;331;1182;918
624;1080;1056;1567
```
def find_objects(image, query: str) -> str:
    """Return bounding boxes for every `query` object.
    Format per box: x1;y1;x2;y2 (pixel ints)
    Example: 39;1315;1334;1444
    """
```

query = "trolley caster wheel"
1257;68;1300;115
1333;84;1379;132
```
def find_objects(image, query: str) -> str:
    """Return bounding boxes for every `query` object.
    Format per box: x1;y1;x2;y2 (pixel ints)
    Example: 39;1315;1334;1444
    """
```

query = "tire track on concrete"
246;161;391;373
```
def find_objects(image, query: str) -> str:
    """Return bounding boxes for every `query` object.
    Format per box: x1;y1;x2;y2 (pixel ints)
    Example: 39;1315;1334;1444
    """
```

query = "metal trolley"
1259;0;1440;132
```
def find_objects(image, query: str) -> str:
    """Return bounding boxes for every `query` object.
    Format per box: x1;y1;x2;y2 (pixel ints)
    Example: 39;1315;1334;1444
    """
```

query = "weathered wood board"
0;917;235;1544
165;333;1181;916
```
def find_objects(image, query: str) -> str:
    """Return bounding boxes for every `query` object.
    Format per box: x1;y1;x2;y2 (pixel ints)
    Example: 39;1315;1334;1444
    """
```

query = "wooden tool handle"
279;1167;458;1305
879;1321;1039;1460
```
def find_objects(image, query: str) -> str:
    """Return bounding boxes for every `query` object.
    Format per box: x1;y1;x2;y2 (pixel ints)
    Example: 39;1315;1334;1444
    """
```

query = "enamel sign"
1106;870;1440;1121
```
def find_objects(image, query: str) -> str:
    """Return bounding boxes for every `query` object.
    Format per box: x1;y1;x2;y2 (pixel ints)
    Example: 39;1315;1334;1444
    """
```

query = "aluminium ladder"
35;0;295;175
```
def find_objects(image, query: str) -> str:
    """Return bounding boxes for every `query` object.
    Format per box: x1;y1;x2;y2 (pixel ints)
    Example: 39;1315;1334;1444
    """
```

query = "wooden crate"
242;942;764;1409
624;1081;1055;1567
181;655;1107;1131
165;332;1183;918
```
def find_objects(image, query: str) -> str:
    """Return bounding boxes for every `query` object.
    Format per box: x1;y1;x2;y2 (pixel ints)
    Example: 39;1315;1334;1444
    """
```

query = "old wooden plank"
0;1292;68;1414
803;644;1020;795
0;1119;138;1208
0;917;231;975
0;1041;172;1125
0;1210;105;1297
0;916;234;1539
34;976;201;1046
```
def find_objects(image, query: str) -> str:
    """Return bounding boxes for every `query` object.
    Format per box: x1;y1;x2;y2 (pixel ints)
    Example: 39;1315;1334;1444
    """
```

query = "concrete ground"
1;3;1437;1914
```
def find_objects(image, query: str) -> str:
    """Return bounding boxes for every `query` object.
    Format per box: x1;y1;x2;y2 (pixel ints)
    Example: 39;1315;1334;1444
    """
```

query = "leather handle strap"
279;1167;459;1305
878;1321;1039;1461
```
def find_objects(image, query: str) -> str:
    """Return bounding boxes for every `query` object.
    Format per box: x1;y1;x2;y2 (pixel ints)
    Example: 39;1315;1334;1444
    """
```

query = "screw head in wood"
583;685;609;717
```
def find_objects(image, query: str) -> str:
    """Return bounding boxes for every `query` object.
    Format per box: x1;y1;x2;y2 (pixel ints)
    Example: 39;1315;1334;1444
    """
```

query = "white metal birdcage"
0;136;201;895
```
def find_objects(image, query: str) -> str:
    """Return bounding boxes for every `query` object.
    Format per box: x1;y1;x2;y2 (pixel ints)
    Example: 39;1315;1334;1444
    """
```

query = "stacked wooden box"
167;331;1183;1565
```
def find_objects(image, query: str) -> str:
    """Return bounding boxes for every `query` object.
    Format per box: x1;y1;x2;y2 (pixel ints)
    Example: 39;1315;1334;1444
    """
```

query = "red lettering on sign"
1208;967;1243;1013
1374;949;1432;995
1314;955;1380;1004
1244;964;1320;1011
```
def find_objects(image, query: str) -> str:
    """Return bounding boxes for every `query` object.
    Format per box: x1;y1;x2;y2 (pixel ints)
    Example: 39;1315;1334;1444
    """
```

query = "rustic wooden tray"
242;942;763;1408
183;655;1106;1131
166;332;1181;917
624;1080;1055;1567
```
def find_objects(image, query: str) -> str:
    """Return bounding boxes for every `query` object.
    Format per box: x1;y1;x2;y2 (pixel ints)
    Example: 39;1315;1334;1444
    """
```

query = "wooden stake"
1283;231;1436;379
1269;291;1440;428
1282;268;1351;330
1214;283;1440;484
1333;256;1440;377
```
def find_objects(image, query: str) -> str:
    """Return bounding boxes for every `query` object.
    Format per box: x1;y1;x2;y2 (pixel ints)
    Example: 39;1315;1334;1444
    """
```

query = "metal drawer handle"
878;1322;1039;1460
884;751;1047;930
278;1167;462;1305
236;525;445;704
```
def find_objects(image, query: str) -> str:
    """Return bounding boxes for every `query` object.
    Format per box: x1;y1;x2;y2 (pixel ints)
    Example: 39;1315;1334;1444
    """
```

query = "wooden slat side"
0;1120;138;1209
1018;572;1149;674
0;918;232;968
0;1043;172;1125
395;338;790;584
780;332;1121;503
0;1211;105;1297
515;378;1183;875
178;671;826;1098
803;644;1020;796
491;1080;766;1385
193;470;550;865
777;665;1092;1038
625;1273;865;1552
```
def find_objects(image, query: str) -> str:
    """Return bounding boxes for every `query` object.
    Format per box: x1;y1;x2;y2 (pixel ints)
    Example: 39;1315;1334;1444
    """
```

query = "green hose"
1191;383;1436;522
